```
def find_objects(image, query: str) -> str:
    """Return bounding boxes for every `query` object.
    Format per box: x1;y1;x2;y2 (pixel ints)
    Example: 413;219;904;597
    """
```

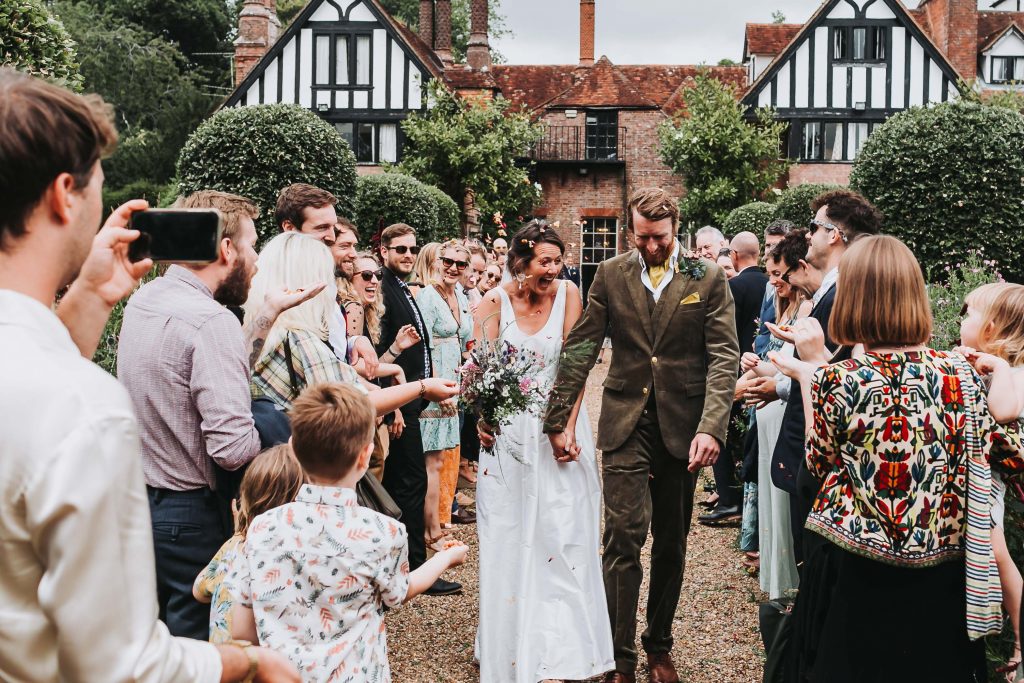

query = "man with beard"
118;190;322;639
331;217;358;279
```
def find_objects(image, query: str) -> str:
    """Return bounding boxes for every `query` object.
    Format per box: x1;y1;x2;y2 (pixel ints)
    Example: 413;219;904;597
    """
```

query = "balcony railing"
530;126;628;163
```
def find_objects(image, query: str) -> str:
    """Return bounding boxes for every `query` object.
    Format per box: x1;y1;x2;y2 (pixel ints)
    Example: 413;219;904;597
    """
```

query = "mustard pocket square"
680;292;701;305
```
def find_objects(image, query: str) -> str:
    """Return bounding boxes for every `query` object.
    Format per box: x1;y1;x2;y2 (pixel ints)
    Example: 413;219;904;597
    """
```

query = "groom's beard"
640;245;672;268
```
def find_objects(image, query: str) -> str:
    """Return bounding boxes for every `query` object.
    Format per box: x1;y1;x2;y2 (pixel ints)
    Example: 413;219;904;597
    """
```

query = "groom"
544;188;739;683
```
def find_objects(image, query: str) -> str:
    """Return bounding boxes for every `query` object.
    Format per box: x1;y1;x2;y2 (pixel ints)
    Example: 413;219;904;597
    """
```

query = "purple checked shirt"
118;265;261;490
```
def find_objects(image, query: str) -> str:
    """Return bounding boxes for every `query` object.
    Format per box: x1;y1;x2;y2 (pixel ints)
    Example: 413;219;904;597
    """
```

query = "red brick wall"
920;0;977;81
787;163;851;186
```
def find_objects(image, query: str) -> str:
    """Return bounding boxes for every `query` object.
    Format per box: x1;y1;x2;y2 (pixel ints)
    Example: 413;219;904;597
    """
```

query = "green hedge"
0;0;82;89
355;173;460;245
772;183;843;227
722;201;778;237
851;100;1024;282
176;104;357;244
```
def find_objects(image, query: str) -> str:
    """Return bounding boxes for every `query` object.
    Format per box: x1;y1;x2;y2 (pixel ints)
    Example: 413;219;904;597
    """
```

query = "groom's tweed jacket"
544;251;740;458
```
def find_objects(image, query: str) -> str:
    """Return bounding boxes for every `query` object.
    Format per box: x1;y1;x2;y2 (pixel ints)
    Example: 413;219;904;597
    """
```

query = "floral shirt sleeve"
222;539;252;609
372;520;410;608
806;364;848;479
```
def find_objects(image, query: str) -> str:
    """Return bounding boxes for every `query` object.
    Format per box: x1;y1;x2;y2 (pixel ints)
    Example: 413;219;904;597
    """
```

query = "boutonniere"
676;249;707;281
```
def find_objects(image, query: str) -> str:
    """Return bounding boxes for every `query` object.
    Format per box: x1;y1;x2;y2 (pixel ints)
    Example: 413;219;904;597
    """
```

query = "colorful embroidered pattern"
805;349;1024;567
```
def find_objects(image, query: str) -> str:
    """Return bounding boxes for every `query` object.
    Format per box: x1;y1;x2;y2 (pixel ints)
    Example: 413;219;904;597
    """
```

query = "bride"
474;221;614;683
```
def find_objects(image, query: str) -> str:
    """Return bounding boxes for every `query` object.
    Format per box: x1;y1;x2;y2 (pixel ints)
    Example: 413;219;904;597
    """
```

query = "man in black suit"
771;190;882;566
377;223;462;595
700;231;769;524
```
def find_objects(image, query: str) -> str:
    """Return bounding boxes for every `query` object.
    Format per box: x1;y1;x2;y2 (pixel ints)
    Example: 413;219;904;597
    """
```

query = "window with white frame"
581;217;618;299
314;32;372;87
335;122;399;163
992;56;1024;83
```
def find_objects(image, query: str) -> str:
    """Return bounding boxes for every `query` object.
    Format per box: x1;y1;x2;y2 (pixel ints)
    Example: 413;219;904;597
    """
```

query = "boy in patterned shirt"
226;384;468;681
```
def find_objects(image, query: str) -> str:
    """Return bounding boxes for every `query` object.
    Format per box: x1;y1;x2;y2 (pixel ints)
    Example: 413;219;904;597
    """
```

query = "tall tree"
398;80;542;236
659;70;789;228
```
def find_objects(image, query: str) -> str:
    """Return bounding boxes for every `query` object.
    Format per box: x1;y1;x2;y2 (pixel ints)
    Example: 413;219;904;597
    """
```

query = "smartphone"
128;209;223;263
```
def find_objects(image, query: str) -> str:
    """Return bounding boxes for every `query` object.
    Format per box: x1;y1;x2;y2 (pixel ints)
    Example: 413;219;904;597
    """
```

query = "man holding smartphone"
0;68;297;681
276;184;378;376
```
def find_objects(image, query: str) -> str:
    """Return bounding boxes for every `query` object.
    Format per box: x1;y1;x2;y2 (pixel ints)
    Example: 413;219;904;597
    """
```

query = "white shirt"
814;267;840;307
0;290;220;683
638;241;681;303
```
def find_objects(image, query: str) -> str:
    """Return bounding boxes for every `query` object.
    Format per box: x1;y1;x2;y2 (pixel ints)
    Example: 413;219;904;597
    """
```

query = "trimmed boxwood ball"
722;201;778;237
175;104;357;244
772;183;843;227
0;0;82;90
851;100;1024;282
355;173;460;245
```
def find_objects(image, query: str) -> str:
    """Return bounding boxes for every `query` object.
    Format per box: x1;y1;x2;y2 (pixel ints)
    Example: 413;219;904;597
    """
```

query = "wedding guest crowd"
6;67;1024;683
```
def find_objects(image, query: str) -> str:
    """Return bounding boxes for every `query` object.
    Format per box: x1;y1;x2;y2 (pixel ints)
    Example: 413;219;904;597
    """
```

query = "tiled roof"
477;59;746;115
744;23;803;57
978;11;1024;51
390;16;445;80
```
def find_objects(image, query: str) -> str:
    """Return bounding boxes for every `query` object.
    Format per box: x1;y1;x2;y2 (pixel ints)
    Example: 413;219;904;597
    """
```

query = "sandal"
996;660;1021;682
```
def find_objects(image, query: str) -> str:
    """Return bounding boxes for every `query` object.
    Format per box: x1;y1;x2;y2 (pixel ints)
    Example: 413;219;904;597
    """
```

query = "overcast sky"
492;0;928;66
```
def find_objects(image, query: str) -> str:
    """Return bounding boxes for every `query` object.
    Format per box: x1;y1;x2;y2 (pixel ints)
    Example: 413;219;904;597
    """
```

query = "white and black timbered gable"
743;0;964;164
224;0;440;164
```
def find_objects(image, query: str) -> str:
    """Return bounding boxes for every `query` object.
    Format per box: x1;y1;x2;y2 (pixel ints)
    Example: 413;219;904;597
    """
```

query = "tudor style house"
226;0;743;298
743;0;1024;184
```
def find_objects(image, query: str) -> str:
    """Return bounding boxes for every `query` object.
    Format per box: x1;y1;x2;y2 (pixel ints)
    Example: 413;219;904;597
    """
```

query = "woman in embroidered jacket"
771;236;1024;683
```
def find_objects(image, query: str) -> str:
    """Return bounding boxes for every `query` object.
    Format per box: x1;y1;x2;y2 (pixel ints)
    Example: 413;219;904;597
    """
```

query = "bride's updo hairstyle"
506;220;565;277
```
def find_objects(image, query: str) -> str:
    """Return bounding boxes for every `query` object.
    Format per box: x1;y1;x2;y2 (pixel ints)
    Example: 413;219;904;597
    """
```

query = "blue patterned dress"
416;285;472;451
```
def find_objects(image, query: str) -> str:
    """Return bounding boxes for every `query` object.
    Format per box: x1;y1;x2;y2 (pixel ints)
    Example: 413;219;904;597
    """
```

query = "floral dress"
194;534;243;643
224;485;410;682
416;285;472;451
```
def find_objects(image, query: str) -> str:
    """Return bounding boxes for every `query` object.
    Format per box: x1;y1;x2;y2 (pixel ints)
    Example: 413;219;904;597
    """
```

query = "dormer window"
992;56;1024;83
833;27;886;63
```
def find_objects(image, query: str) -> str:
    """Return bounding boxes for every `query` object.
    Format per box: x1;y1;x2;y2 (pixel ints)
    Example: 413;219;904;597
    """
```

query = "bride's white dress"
476;280;614;683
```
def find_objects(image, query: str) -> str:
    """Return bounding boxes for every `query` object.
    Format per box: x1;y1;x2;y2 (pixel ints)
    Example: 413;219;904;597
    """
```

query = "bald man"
698;231;769;525
491;238;508;271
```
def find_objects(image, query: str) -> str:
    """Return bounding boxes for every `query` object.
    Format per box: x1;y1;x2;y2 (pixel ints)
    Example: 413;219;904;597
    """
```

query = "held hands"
422;378;459;403
75;200;153;307
394;324;421;352
687;433;720;473
548;430;580;463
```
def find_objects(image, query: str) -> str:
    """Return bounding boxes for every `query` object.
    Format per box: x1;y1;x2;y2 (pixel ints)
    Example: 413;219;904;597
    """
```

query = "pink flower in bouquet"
519;377;533;393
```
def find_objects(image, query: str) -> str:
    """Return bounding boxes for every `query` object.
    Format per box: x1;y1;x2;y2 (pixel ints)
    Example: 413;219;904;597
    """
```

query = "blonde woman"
417;241;474;549
409;241;441;295
244;232;458;415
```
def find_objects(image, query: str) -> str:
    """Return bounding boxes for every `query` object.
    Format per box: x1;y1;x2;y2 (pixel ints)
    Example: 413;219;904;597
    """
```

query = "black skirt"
788;531;987;683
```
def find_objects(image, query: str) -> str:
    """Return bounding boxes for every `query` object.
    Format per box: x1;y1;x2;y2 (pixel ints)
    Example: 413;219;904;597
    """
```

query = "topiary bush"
102;179;173;214
0;0;82;89
355;173;461;245
851;100;1024;283
722;201;778;237
176;104;357;244
772;183;843;227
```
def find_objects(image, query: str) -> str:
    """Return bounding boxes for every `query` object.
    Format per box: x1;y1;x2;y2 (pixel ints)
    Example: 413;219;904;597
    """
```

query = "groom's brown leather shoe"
603;672;636;683
646;652;680;683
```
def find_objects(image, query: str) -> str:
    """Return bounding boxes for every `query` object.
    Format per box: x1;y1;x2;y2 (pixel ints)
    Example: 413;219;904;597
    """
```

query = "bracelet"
418;379;426;399
229;640;259;683
388;344;400;356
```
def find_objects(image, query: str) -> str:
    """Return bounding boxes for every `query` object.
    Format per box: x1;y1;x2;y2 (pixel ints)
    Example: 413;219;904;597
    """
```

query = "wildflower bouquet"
458;335;547;450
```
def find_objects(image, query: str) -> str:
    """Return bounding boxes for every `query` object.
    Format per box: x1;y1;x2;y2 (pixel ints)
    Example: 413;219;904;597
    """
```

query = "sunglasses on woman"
386;245;421;255
440;256;469;272
358;268;384;282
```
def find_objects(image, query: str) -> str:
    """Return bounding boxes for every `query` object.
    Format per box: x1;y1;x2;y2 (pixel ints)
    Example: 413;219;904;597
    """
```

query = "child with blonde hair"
193;444;305;643
959;282;1024;679
227;384;467;681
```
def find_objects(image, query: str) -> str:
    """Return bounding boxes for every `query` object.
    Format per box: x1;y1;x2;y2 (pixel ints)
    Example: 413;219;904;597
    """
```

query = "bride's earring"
515;272;525;290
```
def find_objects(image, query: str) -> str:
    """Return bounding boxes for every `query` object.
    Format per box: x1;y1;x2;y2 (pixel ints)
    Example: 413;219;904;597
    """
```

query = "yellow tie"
648;263;668;289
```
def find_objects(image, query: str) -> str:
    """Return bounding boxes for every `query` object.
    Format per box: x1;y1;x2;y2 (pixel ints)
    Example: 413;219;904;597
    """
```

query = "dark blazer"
770;284;851;494
378;269;432;409
729;266;770;356
544;251;740;457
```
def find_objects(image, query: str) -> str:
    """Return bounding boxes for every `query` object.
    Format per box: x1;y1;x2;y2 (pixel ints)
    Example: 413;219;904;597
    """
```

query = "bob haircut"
243;231;338;365
830;235;932;348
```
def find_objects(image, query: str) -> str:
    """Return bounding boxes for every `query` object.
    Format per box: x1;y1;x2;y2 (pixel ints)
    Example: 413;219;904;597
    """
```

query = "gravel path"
387;360;766;682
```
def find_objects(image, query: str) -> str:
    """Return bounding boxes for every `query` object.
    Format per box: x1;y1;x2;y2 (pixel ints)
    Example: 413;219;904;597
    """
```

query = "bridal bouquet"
458;336;547;444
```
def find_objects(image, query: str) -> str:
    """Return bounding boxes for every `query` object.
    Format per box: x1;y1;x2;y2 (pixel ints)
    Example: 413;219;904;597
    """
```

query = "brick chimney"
579;0;595;67
234;0;280;86
418;0;434;50
466;0;491;70
434;0;454;66
920;0;977;82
